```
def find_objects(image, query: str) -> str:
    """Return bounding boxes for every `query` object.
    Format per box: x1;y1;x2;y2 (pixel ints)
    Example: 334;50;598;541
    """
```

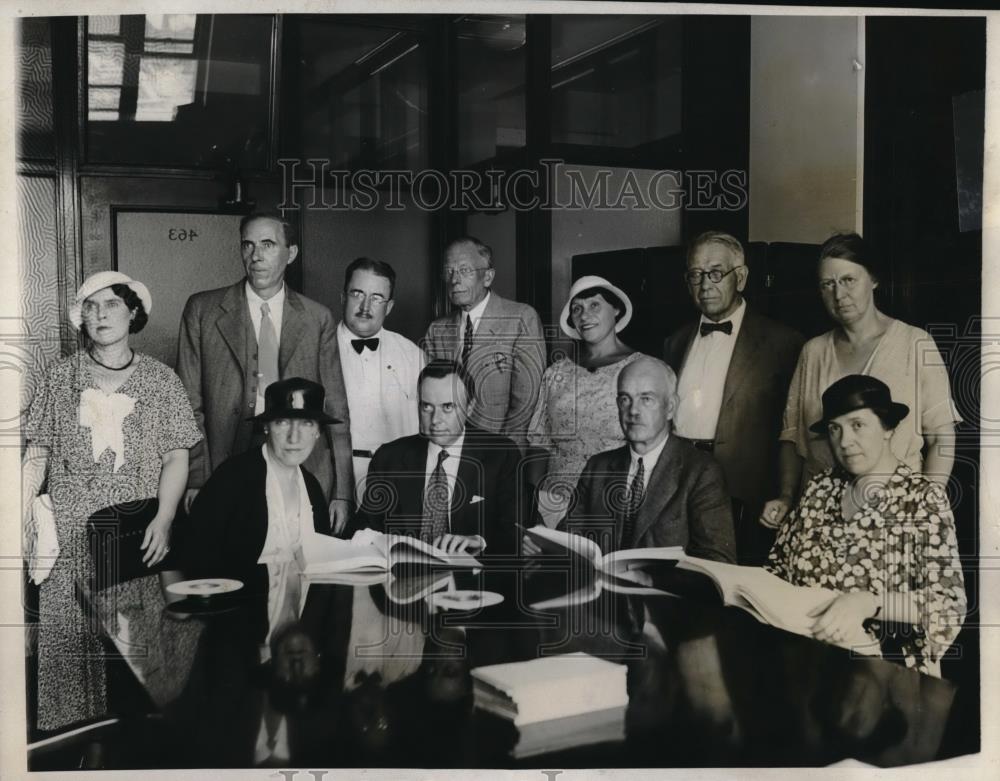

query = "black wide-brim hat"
251;377;340;424
809;374;909;434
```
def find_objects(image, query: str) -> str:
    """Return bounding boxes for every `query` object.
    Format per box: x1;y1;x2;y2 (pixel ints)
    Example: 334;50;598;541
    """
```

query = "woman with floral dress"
21;271;200;730
766;374;966;677
526;275;639;526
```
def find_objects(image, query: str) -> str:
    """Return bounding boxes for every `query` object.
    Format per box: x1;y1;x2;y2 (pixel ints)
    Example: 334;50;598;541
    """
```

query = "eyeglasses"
684;265;744;286
346;290;389;306
442;265;489;281
819;275;860;293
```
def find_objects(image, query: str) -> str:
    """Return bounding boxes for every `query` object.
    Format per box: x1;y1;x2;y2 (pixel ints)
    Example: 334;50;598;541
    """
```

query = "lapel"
478;291;505;339
403;436;431;518
675;321;698;372
216;282;250;372
605;447;632;549
279;286;306;374
631;436;683;545
718;306;762;419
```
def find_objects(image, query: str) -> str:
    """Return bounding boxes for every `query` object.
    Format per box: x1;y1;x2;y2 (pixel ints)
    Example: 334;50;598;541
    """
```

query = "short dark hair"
445;236;493;268
418;360;476;402
570;286;625;321
109;283;148;334
344;257;397;299
240;210;299;248
818;232;882;283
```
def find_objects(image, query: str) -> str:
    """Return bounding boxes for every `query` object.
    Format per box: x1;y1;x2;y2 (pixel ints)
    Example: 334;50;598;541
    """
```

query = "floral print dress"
25;352;201;730
766;463;966;675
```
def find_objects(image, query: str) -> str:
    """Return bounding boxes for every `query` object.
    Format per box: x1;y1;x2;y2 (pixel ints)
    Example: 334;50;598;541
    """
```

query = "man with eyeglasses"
423;236;545;452
177;211;355;533
337;257;425;499
663;231;803;564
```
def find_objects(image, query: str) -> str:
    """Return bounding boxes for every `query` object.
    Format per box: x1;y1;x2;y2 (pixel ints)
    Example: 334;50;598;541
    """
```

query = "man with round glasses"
664;231;803;564
423;236;545;452
337;257;425;499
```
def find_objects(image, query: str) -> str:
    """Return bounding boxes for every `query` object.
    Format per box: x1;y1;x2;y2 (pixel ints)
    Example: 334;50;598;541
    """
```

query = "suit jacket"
664;306;803;514
422;292;545;451
351;426;522;557
185;447;332;590
176;280;354;501
559;436;737;563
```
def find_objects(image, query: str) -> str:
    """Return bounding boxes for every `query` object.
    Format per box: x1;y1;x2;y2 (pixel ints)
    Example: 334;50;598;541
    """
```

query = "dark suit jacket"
422;292;545;451
664;306;803;515
351;426;522;557
559;436;737;563
176;280;354;501
186;447;332;591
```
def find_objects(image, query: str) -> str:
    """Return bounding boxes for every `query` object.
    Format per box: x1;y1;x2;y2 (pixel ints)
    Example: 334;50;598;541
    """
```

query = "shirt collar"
429;433;466;461
246;281;285;310
465;291;491;324
628;431;669;470
338;321;384;342
698;297;746;331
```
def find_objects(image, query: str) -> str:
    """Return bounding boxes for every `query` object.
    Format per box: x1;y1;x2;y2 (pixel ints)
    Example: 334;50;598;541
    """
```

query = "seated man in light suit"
351;360;522;557
422;236;546;452
336;257;425;502
525;356;736;562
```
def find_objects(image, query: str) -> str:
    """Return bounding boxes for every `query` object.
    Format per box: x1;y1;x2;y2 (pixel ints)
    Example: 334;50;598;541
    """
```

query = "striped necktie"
461;314;474;365
423;449;450;544
620;457;645;550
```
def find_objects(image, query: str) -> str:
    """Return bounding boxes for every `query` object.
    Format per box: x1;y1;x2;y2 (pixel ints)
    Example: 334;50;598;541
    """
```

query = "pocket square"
470;495;485;505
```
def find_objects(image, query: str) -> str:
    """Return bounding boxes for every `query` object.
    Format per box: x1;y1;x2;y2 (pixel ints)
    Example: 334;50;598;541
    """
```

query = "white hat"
560;275;633;340
69;271;152;331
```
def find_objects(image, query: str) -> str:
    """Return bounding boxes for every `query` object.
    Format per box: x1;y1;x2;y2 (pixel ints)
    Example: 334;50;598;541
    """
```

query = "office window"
17;18;55;161
551;16;682;151
84;14;273;169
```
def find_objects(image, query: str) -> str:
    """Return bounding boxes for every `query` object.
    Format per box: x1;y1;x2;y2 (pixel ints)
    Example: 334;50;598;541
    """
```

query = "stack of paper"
472;652;628;758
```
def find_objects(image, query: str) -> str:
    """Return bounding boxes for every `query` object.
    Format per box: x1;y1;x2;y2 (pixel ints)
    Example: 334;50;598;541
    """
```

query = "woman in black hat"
185;378;337;643
761;233;960;531
766;375;966;677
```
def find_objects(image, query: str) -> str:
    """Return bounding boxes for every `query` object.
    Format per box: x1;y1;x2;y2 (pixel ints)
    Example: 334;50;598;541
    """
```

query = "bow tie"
351;337;380;354
699;321;733;337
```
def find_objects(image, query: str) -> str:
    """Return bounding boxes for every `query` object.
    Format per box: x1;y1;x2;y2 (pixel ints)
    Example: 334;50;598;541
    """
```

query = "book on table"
300;531;482;582
522;525;684;580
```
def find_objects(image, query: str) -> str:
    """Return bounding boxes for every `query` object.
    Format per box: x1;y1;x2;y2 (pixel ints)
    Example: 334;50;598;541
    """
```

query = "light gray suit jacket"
422;291;545;451
176;280;354;501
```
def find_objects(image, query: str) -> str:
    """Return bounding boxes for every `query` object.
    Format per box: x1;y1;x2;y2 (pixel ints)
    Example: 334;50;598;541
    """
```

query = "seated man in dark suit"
351;360;521;557
525;356;736;562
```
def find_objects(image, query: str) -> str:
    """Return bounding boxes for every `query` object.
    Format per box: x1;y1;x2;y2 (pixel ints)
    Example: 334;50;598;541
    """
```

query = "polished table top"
79;561;970;770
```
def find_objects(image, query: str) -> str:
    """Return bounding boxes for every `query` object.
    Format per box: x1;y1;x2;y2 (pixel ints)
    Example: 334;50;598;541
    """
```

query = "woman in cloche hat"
766;375;966;677
21;271;201;731
525;275;639;527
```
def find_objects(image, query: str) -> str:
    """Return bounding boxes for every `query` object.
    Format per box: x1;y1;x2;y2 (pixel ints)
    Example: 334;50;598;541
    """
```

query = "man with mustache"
336;257;424;500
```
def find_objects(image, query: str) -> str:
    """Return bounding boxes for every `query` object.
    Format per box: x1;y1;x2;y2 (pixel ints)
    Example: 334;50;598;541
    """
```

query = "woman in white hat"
526;275;639;525
21;271;201;731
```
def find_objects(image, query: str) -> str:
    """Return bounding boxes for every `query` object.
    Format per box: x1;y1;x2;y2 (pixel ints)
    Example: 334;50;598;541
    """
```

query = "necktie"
351;337;380;354
258;302;279;395
423;450;450;544
699;320;733;337
620;457;645;550
461;315;474;365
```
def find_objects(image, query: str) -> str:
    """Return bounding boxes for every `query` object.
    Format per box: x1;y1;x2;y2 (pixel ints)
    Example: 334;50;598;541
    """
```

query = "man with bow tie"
664;231;803;564
336;258;425;502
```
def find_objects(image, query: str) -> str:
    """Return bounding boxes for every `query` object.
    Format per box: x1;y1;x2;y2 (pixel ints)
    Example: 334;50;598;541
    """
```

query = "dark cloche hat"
809;374;909;434
252;377;340;424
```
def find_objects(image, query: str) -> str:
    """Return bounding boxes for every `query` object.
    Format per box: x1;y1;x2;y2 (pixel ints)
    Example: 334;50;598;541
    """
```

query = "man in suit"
352;360;521;557
336;257;425;501
176;211;354;531
525;356;736;563
664;232;803;564
423;236;546;452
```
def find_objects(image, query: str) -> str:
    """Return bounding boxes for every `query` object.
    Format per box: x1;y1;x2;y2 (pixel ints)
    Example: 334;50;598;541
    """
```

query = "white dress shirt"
337;322;424;499
246;283;286;415
464;291;492;335
627;432;669;493
675;299;747;440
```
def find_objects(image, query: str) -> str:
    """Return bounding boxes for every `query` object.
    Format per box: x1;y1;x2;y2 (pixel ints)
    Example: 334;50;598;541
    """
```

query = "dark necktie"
423;450;450;544
351;337;380;354
620;457;645;550
461;315;474;365
699;320;733;337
